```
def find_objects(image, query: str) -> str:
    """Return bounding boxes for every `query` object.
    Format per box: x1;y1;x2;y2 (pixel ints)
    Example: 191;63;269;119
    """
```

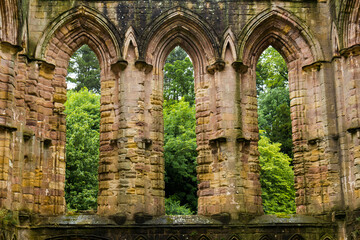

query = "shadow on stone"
109;213;127;225
134;212;153;224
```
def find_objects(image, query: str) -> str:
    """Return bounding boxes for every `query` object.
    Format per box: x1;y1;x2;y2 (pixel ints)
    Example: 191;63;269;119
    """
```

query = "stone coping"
30;214;333;228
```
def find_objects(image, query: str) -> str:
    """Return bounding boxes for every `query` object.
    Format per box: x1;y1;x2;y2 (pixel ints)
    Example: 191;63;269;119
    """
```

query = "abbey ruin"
0;0;359;239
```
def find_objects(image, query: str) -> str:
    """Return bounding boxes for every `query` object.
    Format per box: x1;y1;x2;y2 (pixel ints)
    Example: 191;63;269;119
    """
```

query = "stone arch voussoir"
142;6;219;68
238;7;324;67
35;5;122;68
320;233;335;240
259;235;274;240
342;0;360;47
228;234;241;240
288;234;304;240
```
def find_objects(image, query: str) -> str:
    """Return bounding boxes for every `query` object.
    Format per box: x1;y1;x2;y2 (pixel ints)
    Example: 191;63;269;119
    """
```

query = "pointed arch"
135;236;147;240
320;234;334;240
238;7;324;67
31;5;125;216
123;26;139;61
142;7;219;68
339;0;360;47
34;5;122;66
167;236;179;240
221;28;237;61
288;234;304;240
198;235;211;240
228;235;241;240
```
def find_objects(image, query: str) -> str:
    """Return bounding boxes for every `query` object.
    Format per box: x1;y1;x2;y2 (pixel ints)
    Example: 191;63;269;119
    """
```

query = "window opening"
256;46;296;214
64;45;100;211
163;46;197;215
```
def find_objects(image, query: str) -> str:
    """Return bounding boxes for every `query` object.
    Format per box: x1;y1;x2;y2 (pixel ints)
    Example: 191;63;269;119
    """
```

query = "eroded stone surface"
0;0;360;239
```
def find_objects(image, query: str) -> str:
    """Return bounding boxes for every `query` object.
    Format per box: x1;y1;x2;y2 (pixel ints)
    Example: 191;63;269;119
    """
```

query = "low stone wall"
12;214;337;240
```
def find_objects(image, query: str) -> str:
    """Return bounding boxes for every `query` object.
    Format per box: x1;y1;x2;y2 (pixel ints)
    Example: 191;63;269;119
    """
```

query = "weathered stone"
0;0;359;238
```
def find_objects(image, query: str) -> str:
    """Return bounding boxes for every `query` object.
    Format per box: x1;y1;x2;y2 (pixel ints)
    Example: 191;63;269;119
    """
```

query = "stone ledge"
144;215;222;225
30;214;333;228
248;214;330;226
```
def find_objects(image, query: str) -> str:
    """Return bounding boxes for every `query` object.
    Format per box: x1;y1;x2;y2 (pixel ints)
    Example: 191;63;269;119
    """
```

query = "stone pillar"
97;60;127;217
232;61;263;218
334;47;360;212
0;42;18;210
197;51;263;220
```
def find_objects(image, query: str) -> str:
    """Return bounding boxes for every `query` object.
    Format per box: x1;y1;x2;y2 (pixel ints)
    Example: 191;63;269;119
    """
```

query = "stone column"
197;53;263;220
0;42;19;210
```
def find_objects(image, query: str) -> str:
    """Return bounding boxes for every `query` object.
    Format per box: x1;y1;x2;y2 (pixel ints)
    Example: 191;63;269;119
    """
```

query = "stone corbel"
211;212;231;224
347;126;360;135
135;60;153;74
0;123;17;132
302;61;324;72
0;41;23;54
37;60;55;71
206;59;225;74
111;59;128;75
236;137;251;144
209;136;227;146
232;61;248;74
23;129;35;141
308;137;321;145
134;212;153;224
340;44;360;57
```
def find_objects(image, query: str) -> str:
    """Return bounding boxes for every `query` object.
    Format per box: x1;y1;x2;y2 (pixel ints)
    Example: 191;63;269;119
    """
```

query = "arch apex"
237;7;324;66
140;6;220;63
34;5;122;63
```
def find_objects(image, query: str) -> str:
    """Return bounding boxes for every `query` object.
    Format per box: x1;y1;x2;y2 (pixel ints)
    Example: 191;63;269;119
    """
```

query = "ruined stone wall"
0;0;360;238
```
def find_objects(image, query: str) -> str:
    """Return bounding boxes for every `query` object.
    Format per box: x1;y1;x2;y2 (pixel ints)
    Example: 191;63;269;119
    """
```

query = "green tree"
165;46;188;65
164;47;195;104
258;134;296;214
256;46;293;157
258;87;293;157
66;45;101;93
65;88;100;210
163;99;198;212
256;46;288;94
165;196;194;215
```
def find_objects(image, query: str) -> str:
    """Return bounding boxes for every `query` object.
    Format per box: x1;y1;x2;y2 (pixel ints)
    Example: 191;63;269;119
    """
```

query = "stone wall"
0;0;360;239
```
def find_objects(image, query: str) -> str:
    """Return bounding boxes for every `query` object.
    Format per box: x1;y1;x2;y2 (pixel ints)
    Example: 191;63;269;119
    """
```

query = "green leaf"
65;88;100;210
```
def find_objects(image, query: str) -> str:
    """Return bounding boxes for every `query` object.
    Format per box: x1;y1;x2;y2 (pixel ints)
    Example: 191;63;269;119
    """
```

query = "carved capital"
302;61;324;72
111;59;128;74
38;60;55;71
135;60;153;74
340;44;360;57
206;59;225;74
231;61;248;74
0;123;17;132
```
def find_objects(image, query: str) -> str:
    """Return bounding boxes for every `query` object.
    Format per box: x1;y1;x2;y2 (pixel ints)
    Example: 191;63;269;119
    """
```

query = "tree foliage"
165;196;194;215
66;45;101;93
65;89;100;210
258;87;293;157
256;46;293;158
256;46;288;94
163;99;198;212
164;47;195;104
258;134;296;214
